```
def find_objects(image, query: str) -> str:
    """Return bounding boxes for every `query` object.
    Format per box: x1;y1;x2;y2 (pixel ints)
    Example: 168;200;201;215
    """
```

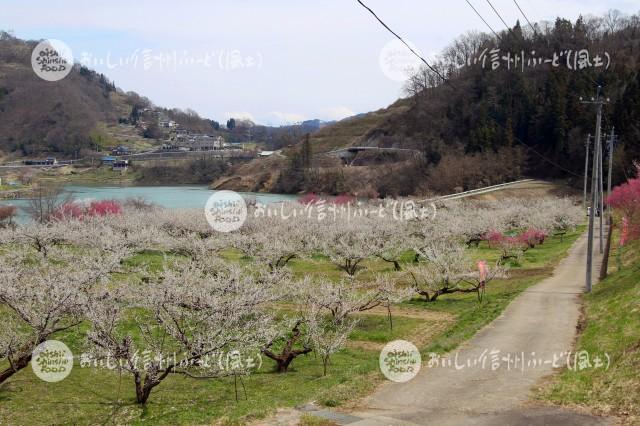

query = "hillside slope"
307;99;411;153
0;33;126;156
540;236;640;422
318;14;640;184
0;33;225;159
242;12;640;196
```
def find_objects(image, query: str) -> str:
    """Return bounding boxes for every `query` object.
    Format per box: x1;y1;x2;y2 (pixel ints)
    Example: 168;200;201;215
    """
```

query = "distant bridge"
319;146;421;165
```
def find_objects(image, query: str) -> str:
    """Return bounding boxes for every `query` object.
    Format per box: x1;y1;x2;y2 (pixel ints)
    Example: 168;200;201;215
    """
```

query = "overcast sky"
2;0;638;125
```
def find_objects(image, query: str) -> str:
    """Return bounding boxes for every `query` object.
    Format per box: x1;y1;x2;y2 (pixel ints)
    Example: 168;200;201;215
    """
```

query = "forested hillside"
0;32;123;156
0;32;234;157
267;11;640;196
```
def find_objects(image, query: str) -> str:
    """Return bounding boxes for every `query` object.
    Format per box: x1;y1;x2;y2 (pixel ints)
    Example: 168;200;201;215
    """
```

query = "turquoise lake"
0;185;298;222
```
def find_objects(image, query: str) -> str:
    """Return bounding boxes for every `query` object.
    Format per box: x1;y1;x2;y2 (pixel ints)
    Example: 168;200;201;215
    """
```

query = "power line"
512;0;536;34
355;0;447;84
353;0;583;178
485;0;512;32
464;0;501;39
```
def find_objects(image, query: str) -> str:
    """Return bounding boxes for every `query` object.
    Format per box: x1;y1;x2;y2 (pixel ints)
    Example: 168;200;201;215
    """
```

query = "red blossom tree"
298;192;321;205
52;200;122;221
51;202;84;220
607;162;640;240
518;229;548;248
87;200;123;217
332;193;355;205
0;205;17;226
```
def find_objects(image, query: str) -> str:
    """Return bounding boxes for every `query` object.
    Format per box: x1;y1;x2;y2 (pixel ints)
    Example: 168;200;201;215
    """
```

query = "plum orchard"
0;196;582;404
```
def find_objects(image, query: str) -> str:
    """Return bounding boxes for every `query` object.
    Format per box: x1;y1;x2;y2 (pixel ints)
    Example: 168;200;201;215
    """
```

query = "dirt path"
348;308;456;352
348;231;609;425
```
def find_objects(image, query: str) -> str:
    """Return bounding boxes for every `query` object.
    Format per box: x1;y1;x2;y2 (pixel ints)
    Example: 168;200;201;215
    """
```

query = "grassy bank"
0;230;583;424
34;165;139;186
539;236;640;423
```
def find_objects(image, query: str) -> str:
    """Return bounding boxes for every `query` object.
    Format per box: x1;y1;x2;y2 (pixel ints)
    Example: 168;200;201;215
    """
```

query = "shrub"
484;230;504;248
0;205;17;225
52;200;122;220
299;192;321;205
607;162;640;241
332;193;355;205
519;229;548;248
87;200;123;217
51;202;84;220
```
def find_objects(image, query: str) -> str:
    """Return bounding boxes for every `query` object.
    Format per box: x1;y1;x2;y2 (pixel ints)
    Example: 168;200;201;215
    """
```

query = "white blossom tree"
232;214;318;270
84;256;283;404
320;218;382;276
0;236;129;384
307;305;357;376
407;239;507;302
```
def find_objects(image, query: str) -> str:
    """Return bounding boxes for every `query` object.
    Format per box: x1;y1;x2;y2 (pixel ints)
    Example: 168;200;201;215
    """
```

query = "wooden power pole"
581;87;608;293
583;134;591;208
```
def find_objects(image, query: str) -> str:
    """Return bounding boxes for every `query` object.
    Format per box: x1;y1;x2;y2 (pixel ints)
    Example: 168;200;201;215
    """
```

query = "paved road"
429;179;536;201
348;231;608;426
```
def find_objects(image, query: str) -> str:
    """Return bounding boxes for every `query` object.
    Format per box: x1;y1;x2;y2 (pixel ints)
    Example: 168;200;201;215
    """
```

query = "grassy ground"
0;183;29;199
539;233;640;423
0;230;583;425
0;184;24;191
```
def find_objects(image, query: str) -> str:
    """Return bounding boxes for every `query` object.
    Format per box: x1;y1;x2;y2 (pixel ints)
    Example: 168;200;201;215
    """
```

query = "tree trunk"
378;255;401;271
0;352;32;384
467;238;481;247
416;290;432;301
135;375;157;405
136;384;153;405
600;217;613;280
262;322;312;373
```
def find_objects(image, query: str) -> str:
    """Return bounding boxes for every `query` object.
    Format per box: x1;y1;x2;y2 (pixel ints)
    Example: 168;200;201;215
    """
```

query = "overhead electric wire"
464;0;501;39
355;0;447;84
485;0;512;32
512;0;537;34
353;0;583;178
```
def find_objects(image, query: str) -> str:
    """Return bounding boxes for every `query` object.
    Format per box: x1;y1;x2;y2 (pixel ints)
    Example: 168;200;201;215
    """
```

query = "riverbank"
0;188;31;200
36;165;140;186
12;157;233;188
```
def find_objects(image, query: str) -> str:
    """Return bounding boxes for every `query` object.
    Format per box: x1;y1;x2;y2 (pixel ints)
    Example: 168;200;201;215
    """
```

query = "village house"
112;159;129;171
183;135;225;151
23;157;57;166
101;156;117;165
111;145;130;156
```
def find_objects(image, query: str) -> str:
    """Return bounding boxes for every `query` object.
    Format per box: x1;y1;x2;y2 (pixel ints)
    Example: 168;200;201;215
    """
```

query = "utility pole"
581;87;608;293
583;134;591;207
598;132;604;253
606;128;617;218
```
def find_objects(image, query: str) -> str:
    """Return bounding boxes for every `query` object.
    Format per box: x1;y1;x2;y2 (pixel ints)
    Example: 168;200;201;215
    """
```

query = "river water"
0;185;298;222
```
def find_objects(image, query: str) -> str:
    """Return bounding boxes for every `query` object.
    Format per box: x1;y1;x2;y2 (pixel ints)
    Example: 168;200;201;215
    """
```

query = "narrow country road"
348;231;609;425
